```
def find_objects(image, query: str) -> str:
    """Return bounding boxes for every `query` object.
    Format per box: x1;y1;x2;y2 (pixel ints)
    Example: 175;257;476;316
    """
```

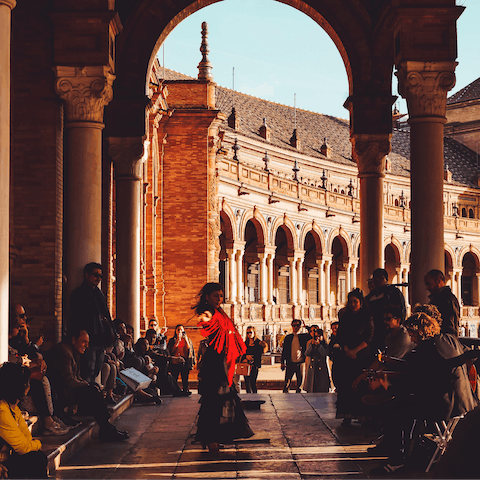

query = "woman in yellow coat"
0;363;48;478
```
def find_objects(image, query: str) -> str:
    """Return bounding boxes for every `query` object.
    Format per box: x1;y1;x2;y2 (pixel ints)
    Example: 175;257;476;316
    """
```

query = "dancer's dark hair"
192;282;224;315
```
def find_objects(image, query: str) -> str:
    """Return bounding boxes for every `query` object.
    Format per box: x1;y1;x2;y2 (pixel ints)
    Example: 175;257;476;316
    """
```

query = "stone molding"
351;133;392;176
54;66;115;123
0;0;16;9
108;137;146;178
396;61;457;119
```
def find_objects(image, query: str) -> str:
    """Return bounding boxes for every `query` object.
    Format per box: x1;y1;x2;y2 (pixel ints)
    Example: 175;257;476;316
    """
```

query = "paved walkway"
53;392;430;479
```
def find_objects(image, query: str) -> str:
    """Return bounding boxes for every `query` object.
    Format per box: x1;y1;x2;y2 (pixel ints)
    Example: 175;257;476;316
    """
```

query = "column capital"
396;61;457;119
108;137;147;179
351;133;391;176
54;66;115;124
0;0;16;9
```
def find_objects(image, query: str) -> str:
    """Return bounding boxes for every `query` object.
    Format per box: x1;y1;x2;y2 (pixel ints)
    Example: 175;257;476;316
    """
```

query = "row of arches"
221;205;480;271
219;207;480;311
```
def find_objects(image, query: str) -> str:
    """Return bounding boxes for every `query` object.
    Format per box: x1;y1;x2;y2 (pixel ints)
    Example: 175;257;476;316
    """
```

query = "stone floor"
54;392;431;479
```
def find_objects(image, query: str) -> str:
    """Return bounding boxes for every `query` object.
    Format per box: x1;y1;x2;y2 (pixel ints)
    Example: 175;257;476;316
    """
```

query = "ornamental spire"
197;21;213;80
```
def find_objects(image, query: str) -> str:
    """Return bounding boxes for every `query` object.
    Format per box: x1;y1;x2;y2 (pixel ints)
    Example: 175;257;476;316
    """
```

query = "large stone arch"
383;235;404;265
238;208;267;246
299;223;326;256
444;244;456;271
458;246;480;270
271;215;298;252
108;0;392;137
326;227;351;258
219;201;236;242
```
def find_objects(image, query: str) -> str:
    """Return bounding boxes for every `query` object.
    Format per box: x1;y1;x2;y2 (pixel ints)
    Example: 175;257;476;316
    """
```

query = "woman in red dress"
194;283;254;453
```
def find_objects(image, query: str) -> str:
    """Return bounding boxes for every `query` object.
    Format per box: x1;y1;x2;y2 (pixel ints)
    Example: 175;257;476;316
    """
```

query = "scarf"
198;309;246;386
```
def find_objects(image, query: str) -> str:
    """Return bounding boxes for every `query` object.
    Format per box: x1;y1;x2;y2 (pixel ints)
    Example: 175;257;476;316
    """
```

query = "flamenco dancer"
194;282;254;453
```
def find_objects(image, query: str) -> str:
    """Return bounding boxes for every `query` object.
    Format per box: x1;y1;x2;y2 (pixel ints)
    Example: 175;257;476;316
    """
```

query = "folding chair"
424;414;464;473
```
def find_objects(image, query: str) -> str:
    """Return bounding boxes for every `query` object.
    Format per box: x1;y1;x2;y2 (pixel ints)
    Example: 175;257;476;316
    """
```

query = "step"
44;394;134;473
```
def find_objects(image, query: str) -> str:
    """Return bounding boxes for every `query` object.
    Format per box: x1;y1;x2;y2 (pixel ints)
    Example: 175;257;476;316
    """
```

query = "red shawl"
198;309;246;386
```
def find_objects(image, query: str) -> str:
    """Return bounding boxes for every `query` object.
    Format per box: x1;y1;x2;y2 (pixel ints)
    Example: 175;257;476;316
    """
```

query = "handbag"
235;362;251;376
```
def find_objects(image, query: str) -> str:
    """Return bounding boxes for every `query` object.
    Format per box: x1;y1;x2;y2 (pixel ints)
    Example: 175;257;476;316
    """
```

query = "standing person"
336;288;374;427
365;268;406;352
167;325;195;394
240;326;267;393
70;262;116;383
281;319;310;393
424;269;460;336
194;283;253;454
0;363;48;479
304;327;331;393
328;321;341;392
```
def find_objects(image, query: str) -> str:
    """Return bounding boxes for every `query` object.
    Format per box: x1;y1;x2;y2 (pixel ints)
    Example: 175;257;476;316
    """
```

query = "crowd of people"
1;263;478;477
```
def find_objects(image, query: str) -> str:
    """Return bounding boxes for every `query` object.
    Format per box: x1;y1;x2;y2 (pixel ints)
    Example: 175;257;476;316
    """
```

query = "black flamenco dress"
195;309;254;445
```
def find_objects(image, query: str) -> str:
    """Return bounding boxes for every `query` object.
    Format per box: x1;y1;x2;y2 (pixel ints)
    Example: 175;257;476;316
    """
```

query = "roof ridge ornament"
198;22;213;80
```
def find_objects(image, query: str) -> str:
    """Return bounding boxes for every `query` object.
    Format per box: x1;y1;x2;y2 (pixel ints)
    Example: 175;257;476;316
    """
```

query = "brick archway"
108;0;395;137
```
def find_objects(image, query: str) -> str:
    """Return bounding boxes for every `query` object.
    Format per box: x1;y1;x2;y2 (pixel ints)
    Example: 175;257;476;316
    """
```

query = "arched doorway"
244;220;261;304
303;231;322;308
274;226;294;307
219;211;234;300
331;236;348;307
384;243;400;285
461;252;479;307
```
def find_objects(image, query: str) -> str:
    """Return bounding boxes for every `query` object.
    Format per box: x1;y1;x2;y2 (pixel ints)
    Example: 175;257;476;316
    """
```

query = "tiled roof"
161;69;479;188
448;78;480;105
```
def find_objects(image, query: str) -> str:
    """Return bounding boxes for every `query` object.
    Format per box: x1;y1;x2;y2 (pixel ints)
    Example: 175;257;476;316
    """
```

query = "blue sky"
160;0;479;119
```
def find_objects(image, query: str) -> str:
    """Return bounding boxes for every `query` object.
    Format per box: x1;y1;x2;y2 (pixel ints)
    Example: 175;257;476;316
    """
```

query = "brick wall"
10;0;62;348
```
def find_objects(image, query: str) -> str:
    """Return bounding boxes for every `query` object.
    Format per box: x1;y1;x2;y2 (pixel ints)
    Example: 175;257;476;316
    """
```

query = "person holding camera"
167;325;195;394
304;326;330;393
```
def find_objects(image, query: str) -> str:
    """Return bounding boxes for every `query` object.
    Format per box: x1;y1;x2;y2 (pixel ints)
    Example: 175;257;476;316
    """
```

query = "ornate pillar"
401;264;410;307
318;259;326;306
236;248;245;304
351;261;358;290
289;257;297;305
296;253;305;305
226;249;236;303
345;263;351;295
0;0;15;362
324;255;333;307
258;253;268;305
108;137;147;340
351;134;391;293
396;61;456;305
267;251;275;305
453;269;462;305
54;66;114;304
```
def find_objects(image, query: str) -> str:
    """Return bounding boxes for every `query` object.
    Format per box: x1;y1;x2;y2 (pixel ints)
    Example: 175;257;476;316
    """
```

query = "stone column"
453;269;462;304
54;66;115;307
318;259;326;306
289;257;297;305
324;256;333;306
351;134;391;292
236;248;245;304
267;252;275;304
401;264;410;306
396;61;456;305
0;0;15;362
297;256;305;305
345;263;351;294
226;249;236;303
258;253;268;305
108;138;146;340
351;262;358;290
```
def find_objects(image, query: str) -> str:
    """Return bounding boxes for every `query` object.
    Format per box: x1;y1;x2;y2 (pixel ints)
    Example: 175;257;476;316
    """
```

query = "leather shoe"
99;424;129;442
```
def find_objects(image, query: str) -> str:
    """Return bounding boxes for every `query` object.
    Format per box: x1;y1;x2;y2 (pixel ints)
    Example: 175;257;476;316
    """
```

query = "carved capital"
396;61;456;119
0;0;16;10
108;137;146;178
351;134;391;176
54;66;115;123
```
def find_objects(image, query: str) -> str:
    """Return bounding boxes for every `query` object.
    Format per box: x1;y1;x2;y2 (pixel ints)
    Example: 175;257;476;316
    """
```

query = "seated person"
9;317;69;436
148;319;168;348
46;328;129;442
0;363;48;479
370;311;477;476
101;346;120;405
144;329;190;397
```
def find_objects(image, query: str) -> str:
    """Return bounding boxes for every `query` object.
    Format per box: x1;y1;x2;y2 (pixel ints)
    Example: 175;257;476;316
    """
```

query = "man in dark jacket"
281;319;310;393
70;262;115;383
425;269;460;336
46;329;129;442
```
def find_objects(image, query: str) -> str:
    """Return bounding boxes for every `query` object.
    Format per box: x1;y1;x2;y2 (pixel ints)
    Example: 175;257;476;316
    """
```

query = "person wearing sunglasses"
70;262;116;384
